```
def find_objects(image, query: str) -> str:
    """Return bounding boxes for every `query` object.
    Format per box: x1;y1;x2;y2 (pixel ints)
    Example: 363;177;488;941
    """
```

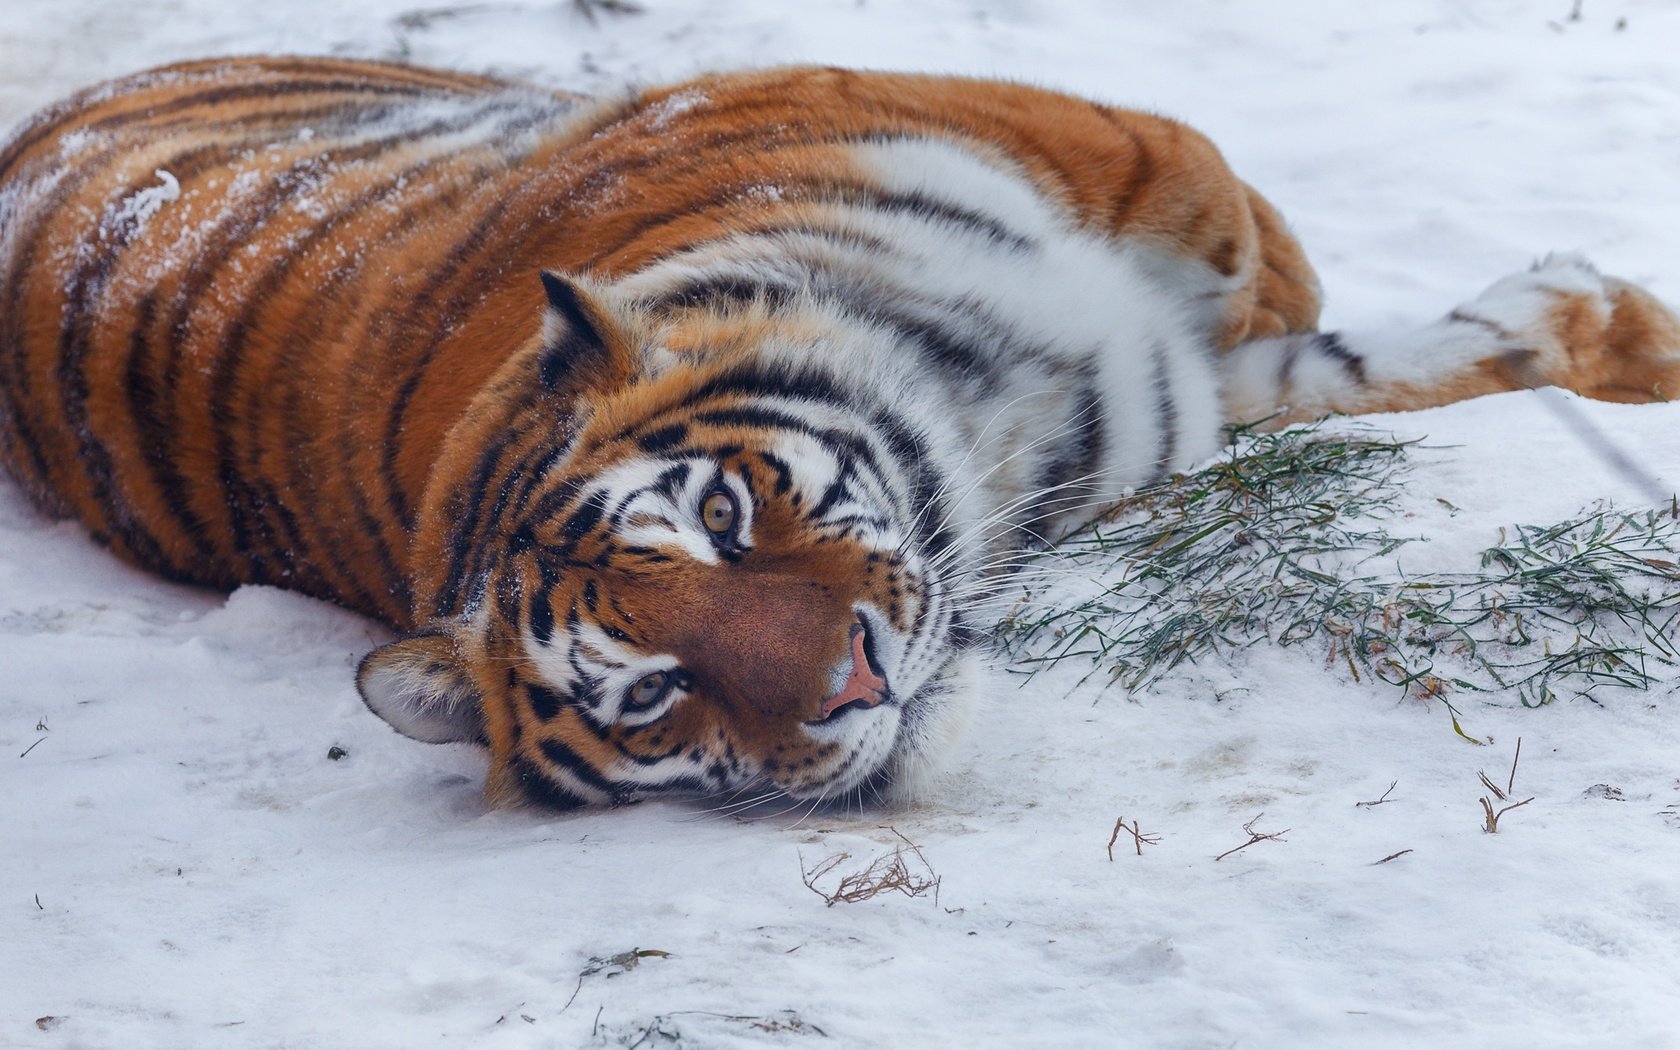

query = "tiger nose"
818;621;889;720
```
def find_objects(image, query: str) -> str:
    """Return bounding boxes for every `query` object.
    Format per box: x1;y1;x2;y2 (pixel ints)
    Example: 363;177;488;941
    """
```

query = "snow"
106;169;181;237
4;2;1680;1047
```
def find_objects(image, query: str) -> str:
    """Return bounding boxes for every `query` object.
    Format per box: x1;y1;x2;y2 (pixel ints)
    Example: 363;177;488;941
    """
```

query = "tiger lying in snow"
1;58;1675;809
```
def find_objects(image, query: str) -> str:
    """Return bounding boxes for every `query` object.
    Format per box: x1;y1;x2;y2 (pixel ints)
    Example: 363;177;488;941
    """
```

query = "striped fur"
2;58;1676;809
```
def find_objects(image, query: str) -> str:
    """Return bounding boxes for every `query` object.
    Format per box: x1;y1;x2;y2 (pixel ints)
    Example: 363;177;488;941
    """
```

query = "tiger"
2;57;1676;811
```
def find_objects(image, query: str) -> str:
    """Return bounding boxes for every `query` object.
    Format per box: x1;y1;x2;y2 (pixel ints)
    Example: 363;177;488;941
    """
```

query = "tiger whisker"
916;472;1130;575
901;397;1110;561
893;387;1068;558
692;786;790;820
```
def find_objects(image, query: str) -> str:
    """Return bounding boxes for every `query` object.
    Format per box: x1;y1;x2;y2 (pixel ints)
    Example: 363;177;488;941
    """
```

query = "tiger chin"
2;58;1677;813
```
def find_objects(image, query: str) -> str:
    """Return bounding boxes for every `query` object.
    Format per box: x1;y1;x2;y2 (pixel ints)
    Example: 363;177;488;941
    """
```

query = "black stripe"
138;158;338;581
0;73;440;188
0;133;170;560
1312;332;1368;385
1092;107;1158;231
1447;309;1512;340
691;405;877;465
434;429;521;616
877;311;996;386
135;97;538;595
528;579;556;646
453;422;573;616
587;167;1034;270
108;295;179;569
841;183;1033;251
642;275;795;312
268;357;390;617
562;490;609;541
614;736;695;766
504;441;578;525
806;468;855;520
240;143;471;604
638;424;689;453
1029;371;1105;520
1150;345;1179;480
312;105;561;608
759;451;794;494
1276;337;1303;397
681;366;851;416
510;757;588;810
630;221;897;281
522;477;585;540
652;462;692;499
526;683;564;721
377;185;523;532
538;737;624;797
54;148;227;574
210;155;445;586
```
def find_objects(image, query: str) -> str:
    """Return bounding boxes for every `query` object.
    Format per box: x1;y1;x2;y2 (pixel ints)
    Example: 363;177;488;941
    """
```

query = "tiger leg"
1218;254;1680;427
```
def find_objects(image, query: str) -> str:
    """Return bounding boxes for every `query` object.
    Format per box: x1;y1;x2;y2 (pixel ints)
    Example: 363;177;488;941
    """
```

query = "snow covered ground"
5;2;1680;1047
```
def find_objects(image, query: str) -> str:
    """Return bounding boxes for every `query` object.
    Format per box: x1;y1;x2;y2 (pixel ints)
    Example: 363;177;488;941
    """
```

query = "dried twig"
1374;849;1414;864
1214;813;1290;861
562;947;670;1013
1477;737;1526;802
799;827;940;906
1480;795;1535;833
1477;770;1507;802
1355;781;1398;808
1106;816;1161;859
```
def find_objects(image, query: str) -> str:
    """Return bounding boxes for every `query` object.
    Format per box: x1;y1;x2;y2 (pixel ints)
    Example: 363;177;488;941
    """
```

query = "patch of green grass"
995;420;1680;730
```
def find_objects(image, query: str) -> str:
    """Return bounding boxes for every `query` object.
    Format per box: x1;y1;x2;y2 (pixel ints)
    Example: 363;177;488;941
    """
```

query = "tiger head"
356;272;984;811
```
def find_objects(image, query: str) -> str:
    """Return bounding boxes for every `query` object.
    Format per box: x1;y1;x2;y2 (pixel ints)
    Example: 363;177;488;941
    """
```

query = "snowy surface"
5;2;1680;1047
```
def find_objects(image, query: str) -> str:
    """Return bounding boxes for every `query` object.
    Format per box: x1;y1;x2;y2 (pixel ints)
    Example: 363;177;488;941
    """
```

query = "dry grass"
1106;816;1160;859
799;827;940;907
1214;813;1290;862
1478;738;1535;833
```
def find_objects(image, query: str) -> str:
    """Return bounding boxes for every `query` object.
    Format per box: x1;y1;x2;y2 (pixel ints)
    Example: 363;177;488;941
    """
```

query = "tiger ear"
356;633;485;745
537;270;636;392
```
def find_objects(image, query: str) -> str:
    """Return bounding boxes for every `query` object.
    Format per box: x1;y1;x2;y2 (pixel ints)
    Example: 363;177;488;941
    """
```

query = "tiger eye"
627;671;670;711
701;491;738;535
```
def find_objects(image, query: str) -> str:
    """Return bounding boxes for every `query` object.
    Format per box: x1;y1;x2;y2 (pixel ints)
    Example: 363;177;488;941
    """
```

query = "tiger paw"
1592;276;1680;402
1453;254;1680;402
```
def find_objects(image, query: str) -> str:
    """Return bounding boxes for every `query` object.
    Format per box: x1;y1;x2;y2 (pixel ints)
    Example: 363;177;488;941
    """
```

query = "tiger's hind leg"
1219;254;1680;427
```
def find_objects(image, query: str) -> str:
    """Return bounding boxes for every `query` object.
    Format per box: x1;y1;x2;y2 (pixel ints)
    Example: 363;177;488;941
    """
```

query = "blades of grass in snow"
994;420;1680;720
